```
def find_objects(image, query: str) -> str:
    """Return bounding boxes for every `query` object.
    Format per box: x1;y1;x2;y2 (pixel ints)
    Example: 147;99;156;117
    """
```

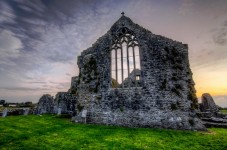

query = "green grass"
220;109;227;114
0;115;227;150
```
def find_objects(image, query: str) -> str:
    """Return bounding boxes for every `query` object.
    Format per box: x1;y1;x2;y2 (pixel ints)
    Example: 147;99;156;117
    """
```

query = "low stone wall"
0;108;35;117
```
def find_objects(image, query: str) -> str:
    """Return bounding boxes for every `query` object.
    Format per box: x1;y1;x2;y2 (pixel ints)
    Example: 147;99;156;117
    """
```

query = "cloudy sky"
0;0;227;106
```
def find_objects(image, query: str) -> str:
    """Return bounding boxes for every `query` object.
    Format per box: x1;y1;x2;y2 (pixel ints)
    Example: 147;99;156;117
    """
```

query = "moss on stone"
120;106;124;112
171;103;177;110
111;78;120;88
172;47;180;57
71;88;77;95
77;104;84;112
188;118;195;126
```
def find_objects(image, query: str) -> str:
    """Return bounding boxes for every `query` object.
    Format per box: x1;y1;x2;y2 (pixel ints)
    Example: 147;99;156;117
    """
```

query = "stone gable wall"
73;16;205;130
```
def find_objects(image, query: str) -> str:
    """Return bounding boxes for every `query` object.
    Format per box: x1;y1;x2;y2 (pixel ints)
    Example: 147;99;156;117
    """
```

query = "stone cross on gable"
121;12;125;16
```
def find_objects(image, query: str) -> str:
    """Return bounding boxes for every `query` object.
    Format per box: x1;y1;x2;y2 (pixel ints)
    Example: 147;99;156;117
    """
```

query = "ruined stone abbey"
37;14;206;130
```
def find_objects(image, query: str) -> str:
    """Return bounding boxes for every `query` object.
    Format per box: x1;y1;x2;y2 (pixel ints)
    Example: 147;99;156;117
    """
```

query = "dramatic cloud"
212;21;227;45
0;30;21;52
178;0;194;15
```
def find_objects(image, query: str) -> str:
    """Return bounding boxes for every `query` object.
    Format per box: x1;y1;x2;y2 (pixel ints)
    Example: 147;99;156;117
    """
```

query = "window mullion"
121;45;124;88
127;43;130;88
133;46;136;87
115;49;118;84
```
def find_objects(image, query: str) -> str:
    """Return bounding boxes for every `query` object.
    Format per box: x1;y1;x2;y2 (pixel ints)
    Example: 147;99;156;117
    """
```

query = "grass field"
0;115;227;150
220;109;227;114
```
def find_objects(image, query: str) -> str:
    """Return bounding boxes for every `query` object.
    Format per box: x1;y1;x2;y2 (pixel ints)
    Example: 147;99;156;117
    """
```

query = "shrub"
120;106;124;112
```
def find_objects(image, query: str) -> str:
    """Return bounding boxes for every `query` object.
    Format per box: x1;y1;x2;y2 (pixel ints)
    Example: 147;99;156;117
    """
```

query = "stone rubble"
199;93;227;128
200;93;219;114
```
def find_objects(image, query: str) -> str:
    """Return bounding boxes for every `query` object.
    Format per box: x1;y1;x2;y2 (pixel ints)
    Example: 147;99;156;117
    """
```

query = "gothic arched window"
111;31;141;88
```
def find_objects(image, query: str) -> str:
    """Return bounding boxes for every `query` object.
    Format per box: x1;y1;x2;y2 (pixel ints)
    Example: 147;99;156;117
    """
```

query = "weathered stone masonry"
37;15;206;130
72;15;205;130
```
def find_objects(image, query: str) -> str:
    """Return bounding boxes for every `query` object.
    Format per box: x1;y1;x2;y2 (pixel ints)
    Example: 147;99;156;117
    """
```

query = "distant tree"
217;105;223;110
0;100;6;105
25;101;33;107
3;103;9;107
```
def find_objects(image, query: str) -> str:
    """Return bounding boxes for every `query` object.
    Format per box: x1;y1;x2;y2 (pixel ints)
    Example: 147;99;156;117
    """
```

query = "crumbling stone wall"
36;94;54;114
199;93;227;128
54;92;77;114
69;76;80;94
200;93;219;113
73;15;205;130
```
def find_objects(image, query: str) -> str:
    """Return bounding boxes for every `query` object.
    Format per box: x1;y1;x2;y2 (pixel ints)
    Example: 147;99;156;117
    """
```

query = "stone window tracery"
111;31;141;88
